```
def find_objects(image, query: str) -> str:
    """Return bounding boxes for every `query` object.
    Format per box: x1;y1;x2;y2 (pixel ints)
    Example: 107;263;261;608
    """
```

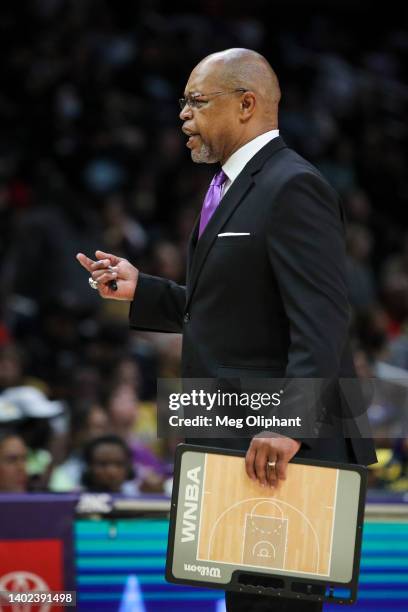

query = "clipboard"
166;444;367;605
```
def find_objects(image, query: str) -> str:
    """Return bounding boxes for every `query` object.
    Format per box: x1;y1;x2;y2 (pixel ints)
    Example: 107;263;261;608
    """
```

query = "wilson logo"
184;563;221;578
181;466;201;543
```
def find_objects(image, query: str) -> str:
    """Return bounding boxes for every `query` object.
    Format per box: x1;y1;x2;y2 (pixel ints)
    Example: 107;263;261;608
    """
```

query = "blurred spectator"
317;138;357;195
0;386;65;491
81;434;138;495
388;328;408;372
49;401;110;491
353;346;374;379
150;239;185;283
106;381;166;483
0;430;28;493
369;438;408;492
111;356;142;390
0;344;24;390
344;189;372;226
346;224;376;310
382;232;408;279
380;271;408;338
353;307;390;364
0;385;65;490
102;194;148;260
5;194;105;312
70;366;103;404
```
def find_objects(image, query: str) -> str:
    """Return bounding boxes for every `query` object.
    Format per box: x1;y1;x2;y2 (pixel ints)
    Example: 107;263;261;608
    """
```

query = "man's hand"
76;250;139;301
245;434;301;487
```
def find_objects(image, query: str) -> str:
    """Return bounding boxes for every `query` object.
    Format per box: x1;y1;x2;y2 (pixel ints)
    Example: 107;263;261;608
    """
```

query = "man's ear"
239;92;256;120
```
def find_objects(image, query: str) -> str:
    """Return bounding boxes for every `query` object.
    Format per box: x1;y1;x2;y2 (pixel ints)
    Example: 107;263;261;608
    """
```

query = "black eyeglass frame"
179;88;248;110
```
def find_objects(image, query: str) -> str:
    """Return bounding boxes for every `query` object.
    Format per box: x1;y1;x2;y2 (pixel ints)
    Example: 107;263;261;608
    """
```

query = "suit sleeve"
265;172;350;446
129;273;186;333
266;172;350;377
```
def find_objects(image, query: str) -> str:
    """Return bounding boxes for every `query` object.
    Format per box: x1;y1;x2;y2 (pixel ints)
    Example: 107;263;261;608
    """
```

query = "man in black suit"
78;48;376;611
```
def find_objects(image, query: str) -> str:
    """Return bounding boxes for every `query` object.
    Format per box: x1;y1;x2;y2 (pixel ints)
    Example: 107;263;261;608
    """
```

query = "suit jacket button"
184;312;190;323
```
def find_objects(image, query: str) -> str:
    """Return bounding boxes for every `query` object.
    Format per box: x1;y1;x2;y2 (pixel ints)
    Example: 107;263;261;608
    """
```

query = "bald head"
198;48;281;114
180;48;281;165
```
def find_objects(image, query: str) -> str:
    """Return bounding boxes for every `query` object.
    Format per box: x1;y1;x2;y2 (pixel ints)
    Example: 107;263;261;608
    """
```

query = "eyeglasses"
179;88;247;111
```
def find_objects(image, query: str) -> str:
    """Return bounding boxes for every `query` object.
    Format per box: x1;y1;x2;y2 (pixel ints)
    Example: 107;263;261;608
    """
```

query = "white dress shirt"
221;129;280;196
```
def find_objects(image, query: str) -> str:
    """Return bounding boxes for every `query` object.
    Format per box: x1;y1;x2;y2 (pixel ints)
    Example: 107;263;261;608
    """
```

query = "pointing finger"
76;253;95;273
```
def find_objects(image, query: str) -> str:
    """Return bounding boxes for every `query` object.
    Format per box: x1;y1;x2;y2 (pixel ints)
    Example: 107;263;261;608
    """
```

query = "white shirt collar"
222;129;280;185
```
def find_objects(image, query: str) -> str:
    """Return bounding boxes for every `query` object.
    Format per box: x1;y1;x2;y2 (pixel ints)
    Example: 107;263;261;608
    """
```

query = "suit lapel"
186;172;254;306
186;215;199;284
185;136;287;308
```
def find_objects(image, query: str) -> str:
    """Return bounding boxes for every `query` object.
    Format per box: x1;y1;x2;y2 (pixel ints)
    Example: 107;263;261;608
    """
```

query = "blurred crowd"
0;0;408;495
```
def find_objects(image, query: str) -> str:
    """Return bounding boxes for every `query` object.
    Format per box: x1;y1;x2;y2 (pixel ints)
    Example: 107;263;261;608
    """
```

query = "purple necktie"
198;169;228;238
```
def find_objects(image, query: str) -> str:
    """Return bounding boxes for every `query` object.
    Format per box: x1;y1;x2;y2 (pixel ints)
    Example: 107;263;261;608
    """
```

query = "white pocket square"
217;232;251;237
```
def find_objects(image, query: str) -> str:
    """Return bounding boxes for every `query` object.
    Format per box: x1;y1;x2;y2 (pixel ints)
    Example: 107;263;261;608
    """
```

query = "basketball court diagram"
196;454;338;576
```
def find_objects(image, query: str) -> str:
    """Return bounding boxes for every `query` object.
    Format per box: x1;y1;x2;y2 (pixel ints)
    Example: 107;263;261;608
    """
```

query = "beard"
191;140;218;164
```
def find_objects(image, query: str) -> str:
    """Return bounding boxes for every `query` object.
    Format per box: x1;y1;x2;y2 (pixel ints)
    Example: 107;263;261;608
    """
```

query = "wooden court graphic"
197;454;338;576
